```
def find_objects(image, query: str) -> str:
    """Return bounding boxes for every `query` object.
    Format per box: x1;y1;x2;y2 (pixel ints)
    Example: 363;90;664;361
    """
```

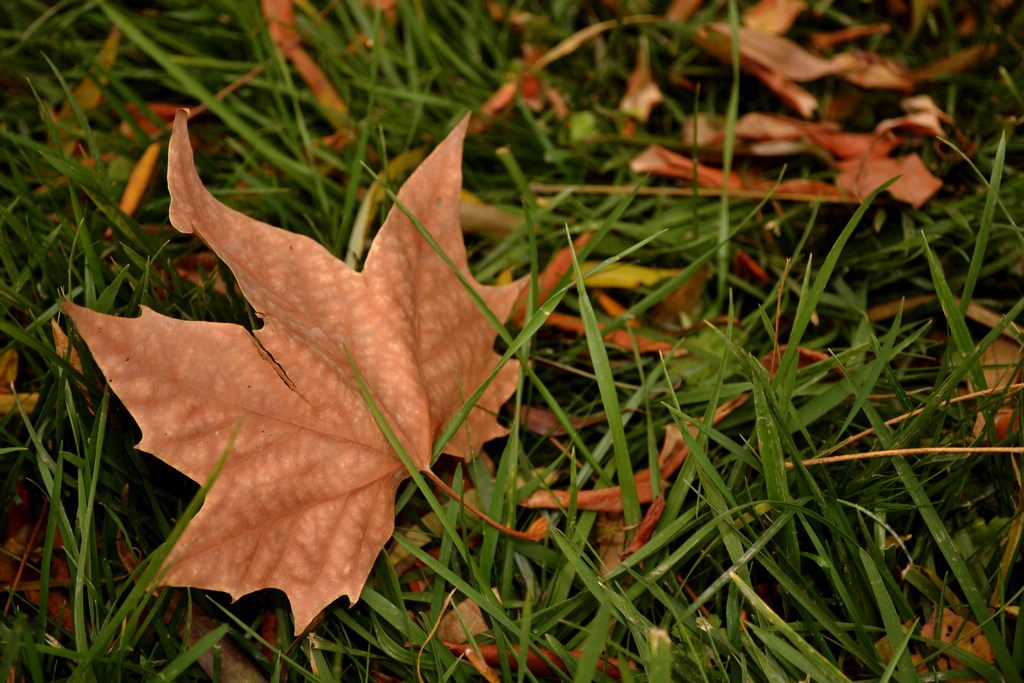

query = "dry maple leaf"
64;109;524;634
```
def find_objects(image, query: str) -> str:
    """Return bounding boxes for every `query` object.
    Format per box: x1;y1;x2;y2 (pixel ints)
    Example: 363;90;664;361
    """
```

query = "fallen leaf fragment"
759;345;832;377
970;337;1023;440
475;43;569;130
665;0;702;21
543;312;679;354
830;50;915;91
262;0;351;136
521;406;606;436
836;152;942;208
619;40;663;133
808;23;891;51
620;495;666;558
118;142;162;216
630;144;745;189
913;608;995;679
0;350;39;416
650;265;709;328
742;0;807;35
437;598;489;644
704;23;844;82
911;43;998;83
521;394;747;511
65;110;525;634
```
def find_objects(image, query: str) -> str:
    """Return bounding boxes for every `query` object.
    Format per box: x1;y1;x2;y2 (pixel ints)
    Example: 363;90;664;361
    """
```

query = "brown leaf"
911;43;998;82
619;41;663;127
630;144;746;189
970;337;1023;440
521;394;747;511
543;312;680;354
705;23;846;82
830;50;915;91
760;344;832;377
0;350;38;416
836;152;943;208
808;23;892;51
742;0;807;35
916;608;995;678
437;598;489;644
520;406;606;436
620;495;666;558
665;0;702;21
695;26;824;116
650;265;709;328
875;95;954;137
262;0;350;135
64;110;525;634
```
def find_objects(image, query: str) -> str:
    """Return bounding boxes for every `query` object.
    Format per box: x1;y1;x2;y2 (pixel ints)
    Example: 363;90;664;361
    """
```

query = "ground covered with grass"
2;1;1023;680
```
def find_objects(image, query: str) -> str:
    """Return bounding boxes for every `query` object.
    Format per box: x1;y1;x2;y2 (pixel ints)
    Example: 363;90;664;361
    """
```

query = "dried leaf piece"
65;111;524;634
742;0;807;35
620;495;666;558
809;23;891;51
911;44;997;82
875;95;953;137
476;44;569;130
619;40;663;133
970;337;1023;440
262;0;351;136
543;312;680;354
704;23;844;82
836;152;942;208
630;145;746;189
830;50;915;91
437;598;489;644
665;0;702;21
915;608;995;679
694;25;822;117
521;406;606;436
0;350;39;416
522;395;747;511
118;142;161;217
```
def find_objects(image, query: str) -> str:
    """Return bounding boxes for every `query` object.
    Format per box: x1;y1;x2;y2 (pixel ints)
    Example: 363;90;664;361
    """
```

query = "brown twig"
529;182;865;204
792;446;1024;469
822;382;1024;456
427;471;546;541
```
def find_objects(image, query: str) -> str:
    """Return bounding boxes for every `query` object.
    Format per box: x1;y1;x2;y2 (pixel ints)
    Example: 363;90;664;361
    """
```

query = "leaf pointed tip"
167;108;200;235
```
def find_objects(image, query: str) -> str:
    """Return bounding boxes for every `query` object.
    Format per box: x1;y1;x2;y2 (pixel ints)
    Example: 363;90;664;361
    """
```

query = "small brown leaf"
520;406;606;436
630;144;746;189
437;598;489;644
836;152;943;208
620;495;666;558
262;0;351;135
665;0;702;21
916;608;995;679
808;23;892;51
619;41;663;127
742;0;807;35
830;50;915;91
704;23;845;82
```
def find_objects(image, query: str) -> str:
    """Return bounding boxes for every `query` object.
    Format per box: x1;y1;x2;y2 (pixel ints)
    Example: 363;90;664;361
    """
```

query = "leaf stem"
425;471;546;541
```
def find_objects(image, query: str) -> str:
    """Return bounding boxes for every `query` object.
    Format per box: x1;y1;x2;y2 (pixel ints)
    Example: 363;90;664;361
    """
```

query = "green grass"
2;1;1024;680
